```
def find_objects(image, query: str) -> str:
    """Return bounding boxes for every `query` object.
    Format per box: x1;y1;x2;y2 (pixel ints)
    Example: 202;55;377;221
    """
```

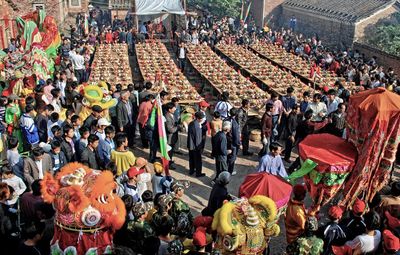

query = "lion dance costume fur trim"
212;195;280;255
41;162;126;255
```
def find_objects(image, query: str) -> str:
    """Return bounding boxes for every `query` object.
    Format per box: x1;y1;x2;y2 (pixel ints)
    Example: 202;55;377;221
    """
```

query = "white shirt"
69;51;85;70
306;102;327;122
327;98;342;114
179;47;185;59
346;231;381;254
215;101;233;119
36;160;44;179
3;175;26;205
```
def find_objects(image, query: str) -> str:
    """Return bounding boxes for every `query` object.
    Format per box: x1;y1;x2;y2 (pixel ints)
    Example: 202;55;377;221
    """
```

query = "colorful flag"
244;1;252;22
240;0;244;20
155;95;171;175
84;13;89;35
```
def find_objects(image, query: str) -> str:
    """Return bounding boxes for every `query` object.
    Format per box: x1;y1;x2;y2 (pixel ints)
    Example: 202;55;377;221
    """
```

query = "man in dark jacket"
116;90;135;147
83;105;103;130
187;112;205;177
49;140;67;173
202;171;231;217
165;102;179;170
212;121;231;182
80;134;100;169
236;99;252;156
226;108;241;175
284;105;299;162
60;124;76;162
328;103;346;137
35;104;53;143
319;206;347;255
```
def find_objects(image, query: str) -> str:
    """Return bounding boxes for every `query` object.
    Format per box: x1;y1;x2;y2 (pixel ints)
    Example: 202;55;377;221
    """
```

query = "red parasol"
298;134;357;209
342;88;400;206
239;172;292;209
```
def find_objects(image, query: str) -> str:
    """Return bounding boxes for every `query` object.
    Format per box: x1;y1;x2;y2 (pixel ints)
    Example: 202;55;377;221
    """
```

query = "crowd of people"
0;7;399;255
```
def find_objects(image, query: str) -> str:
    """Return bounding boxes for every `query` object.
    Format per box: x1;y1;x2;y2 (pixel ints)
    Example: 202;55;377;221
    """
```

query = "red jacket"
261;112;272;139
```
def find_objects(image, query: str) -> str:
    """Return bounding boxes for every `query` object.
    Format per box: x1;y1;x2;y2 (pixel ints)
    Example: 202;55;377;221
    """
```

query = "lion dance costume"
212;195;280;254
41;163;126;255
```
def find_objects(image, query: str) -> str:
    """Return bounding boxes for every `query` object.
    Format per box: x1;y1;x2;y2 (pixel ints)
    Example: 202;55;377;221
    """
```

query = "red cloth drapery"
341;88;400;206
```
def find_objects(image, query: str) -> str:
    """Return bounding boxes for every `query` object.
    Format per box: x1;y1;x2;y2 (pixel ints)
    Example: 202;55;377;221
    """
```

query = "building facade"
280;0;399;48
250;0;285;28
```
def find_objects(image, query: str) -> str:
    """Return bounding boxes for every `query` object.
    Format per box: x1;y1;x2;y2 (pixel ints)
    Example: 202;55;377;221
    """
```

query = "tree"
367;24;400;57
188;0;242;18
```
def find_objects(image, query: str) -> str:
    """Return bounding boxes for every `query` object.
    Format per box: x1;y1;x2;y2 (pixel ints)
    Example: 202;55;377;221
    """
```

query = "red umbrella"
239;172;292;209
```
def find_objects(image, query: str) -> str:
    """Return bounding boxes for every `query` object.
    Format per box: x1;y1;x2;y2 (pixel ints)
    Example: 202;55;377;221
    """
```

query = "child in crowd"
152;162;173;195
6;136;24;179
1;165;26;206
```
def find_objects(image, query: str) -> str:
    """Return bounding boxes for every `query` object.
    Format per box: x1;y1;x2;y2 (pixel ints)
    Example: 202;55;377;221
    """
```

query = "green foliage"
367;24;400;57
188;0;242;18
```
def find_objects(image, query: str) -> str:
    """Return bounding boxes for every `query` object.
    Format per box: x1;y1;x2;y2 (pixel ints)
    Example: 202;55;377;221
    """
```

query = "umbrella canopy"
239;172;292;209
299;134;358;174
298;134;358;209
342;88;400;206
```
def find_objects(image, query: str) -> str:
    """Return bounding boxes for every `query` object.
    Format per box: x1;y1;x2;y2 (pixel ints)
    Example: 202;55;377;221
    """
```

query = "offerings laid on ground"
187;44;269;111
136;41;202;103
250;42;353;90
212;195;280;254
0;10;61;96
216;43;313;98
89;43;132;86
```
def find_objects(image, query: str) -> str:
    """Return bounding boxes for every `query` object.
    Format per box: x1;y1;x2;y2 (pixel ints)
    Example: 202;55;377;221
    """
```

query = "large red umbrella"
239;172;292;210
342;88;400;206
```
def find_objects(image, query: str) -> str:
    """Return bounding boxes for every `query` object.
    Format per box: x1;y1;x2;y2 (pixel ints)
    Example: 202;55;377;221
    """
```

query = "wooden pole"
132;0;138;30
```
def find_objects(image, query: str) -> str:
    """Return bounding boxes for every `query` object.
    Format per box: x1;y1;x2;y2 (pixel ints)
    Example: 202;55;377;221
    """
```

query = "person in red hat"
285;184;307;244
383;229;400;254
319;205;347;255
124;166;144;203
384;211;400;232
191;227;209;254
341;198;366;241
198;100;210;155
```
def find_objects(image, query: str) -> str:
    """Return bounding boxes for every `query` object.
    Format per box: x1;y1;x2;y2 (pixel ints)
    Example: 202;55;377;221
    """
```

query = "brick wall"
354;42;400;75
281;7;355;49
250;0;284;28
13;0;69;24
264;0;284;28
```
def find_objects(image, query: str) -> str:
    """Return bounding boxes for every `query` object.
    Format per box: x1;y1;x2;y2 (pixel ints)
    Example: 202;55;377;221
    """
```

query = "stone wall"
354;42;400;75
281;6;356;49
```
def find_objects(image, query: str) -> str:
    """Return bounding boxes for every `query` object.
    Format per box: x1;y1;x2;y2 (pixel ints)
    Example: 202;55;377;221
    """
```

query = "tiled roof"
282;0;397;22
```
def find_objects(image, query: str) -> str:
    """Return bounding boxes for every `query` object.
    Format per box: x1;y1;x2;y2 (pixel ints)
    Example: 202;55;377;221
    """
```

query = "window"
69;0;81;7
32;3;45;11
